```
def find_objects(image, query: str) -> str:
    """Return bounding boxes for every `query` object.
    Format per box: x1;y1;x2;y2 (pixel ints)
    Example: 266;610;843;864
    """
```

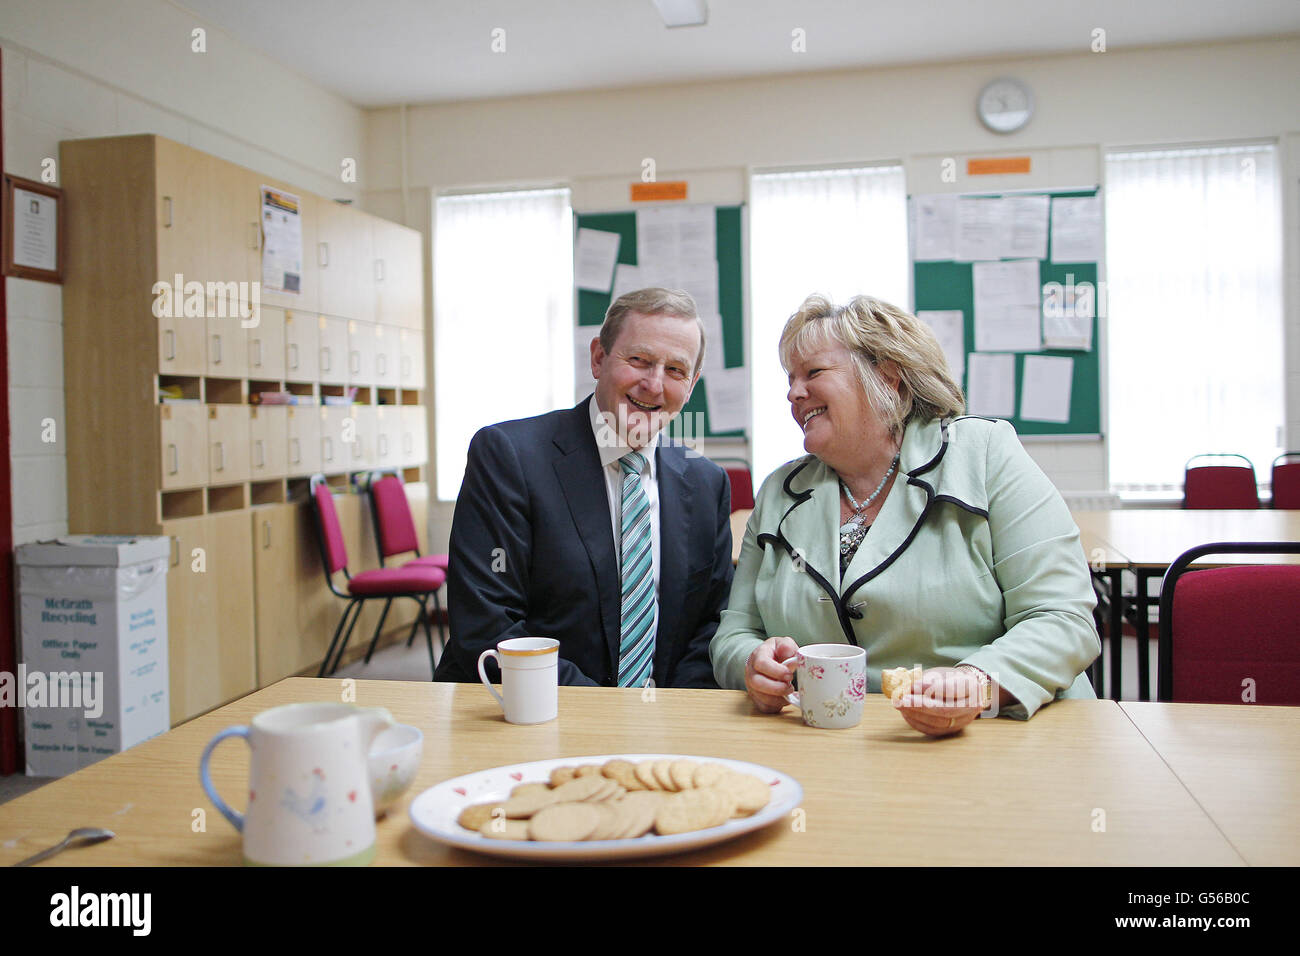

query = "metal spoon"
13;827;115;867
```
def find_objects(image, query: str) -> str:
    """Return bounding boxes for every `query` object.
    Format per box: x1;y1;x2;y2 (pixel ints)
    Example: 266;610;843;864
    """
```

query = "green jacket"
710;416;1099;718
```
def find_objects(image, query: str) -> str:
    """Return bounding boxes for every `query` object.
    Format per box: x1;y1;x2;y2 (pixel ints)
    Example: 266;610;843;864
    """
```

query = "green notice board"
912;188;1101;437
576;205;746;439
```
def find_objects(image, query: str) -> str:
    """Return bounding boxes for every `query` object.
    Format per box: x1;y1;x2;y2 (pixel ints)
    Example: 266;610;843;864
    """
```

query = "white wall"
363;36;1300;548
2;0;366;545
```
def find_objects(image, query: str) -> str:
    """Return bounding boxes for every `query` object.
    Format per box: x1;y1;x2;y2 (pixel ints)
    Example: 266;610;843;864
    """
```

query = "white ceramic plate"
408;753;802;861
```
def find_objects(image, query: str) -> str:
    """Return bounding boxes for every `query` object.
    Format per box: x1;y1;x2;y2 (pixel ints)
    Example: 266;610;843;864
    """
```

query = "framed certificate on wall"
3;174;65;283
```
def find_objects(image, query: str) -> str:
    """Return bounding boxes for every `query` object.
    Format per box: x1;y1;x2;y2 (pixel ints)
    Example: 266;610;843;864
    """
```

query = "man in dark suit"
434;288;733;688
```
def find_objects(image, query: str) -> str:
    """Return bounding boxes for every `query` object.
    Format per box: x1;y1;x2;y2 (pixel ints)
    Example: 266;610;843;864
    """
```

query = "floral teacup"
785;644;867;729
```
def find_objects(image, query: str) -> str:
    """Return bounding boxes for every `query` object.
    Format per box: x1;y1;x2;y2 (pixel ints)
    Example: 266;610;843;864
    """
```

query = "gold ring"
947;717;955;729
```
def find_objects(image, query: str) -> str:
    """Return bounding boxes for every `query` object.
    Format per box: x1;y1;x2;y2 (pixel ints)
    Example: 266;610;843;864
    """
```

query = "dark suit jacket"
434;399;733;688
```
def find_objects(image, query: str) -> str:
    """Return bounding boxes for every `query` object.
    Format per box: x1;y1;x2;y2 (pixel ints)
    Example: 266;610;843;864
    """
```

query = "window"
433;188;573;500
1104;144;1283;493
749;165;909;486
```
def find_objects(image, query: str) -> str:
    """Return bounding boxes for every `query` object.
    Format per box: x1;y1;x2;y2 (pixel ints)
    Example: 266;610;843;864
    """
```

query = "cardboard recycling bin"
14;535;170;776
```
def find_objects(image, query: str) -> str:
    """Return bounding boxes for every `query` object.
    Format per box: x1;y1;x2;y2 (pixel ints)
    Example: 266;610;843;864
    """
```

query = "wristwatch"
955;664;993;710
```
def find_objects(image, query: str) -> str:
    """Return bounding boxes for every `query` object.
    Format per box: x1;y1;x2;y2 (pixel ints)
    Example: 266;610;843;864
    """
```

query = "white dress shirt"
589;396;661;640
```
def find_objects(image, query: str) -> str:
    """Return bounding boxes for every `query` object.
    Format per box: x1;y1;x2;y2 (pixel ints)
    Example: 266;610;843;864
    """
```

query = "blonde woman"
710;295;1099;735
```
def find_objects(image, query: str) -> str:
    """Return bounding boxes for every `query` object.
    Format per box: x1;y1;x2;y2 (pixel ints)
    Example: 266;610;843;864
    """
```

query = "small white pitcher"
200;702;393;866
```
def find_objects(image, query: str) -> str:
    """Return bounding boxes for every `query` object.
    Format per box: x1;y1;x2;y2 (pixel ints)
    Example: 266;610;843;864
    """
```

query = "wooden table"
1071;510;1300;700
4;678;1287;866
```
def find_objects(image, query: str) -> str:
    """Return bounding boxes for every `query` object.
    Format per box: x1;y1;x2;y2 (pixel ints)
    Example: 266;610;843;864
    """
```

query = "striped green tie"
617;450;655;688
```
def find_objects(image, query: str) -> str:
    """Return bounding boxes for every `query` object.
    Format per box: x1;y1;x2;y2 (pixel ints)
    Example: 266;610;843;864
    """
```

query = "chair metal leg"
362;598;394;665
432;590;446;651
403;599;423;648
321;599;362;677
423;602;437;679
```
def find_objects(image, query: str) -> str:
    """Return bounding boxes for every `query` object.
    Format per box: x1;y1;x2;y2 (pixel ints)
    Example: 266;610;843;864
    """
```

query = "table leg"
1107;568;1123;701
1134;568;1159;702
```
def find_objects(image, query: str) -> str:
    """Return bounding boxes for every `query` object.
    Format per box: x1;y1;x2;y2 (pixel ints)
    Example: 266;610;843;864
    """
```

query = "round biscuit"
575;764;603;778
654;790;717;835
715;771;771;815
602;759;646;791
634;760;662;790
457;802;504;832
510;782;552;799
692;762;729;789
651;759;678;791
586;802;624;841
529;802;601;842
478;818;530;840
550;775;607;803
549;766;577;787
617;792;663;838
669;759;699;791
501;787;561;818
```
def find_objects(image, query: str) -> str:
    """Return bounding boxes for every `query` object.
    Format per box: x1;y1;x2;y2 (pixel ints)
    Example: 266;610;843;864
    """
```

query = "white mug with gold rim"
477;637;560;724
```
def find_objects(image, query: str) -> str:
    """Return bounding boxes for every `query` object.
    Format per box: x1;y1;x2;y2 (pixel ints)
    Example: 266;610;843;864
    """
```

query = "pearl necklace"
839;454;899;527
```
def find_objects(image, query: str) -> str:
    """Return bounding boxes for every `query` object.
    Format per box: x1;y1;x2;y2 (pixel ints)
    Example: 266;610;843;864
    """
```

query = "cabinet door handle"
263;520;271;549
170;537;179;567
324;436;333;461
350;350;360;375
250;338;263;368
162;196;173;228
168;443;179;475
288;342;299;370
375;258;385;282
212;334;222;365
401;355;410;378
378;435;389;458
318;241;329;267
377;354;387;375
321;346;331;372
403;433;413;455
255;439;265;468
250;222;260;250
214;441;225;472
291;437;301;464
164;329;176;361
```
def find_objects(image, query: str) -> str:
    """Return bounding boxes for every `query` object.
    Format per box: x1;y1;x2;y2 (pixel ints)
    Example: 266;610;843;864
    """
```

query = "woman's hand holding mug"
745;636;801;712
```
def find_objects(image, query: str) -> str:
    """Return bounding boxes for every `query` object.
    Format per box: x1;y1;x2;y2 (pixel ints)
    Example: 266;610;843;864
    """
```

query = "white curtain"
1104;144;1283;492
434;188;574;500
749;165;909;488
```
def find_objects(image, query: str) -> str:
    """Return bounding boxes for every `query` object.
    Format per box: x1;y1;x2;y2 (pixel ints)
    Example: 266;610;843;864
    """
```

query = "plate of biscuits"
408;754;802;860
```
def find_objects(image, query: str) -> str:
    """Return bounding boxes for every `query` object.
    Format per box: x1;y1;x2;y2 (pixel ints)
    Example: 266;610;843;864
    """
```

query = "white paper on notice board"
700;312;726;374
1050;196;1103;263
574;228;621;292
1020;354;1074;423
956;198;1008;261
916;310;966;382
1002;195;1050;260
912;195;959;261
705;365;749;434
610;263;642;301
966;352;1016;418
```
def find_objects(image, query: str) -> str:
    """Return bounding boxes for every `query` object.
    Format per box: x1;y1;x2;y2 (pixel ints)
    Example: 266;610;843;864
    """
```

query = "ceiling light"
652;0;708;28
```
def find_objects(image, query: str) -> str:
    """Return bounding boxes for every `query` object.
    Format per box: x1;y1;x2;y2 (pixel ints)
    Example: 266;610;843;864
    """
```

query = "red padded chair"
310;475;445;678
713;458;754;512
1182;454;1259;509
365;471;448;653
1271;453;1300;509
1157;541;1300;703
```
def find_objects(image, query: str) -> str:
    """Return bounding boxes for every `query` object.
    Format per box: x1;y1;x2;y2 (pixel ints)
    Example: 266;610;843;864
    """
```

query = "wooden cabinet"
284;310;319;382
62;134;431;725
252;504;304;684
318;200;374;322
318;316;349;385
249;406;289;480
207;405;251;484
374;217;424;329
400;406;428;468
162;512;257;724
398;328;425;389
160;404;208;490
247;307;286;381
286;406;321;476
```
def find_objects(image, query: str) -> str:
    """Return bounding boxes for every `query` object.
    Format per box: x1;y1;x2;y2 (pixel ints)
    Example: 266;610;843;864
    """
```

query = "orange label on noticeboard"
967;157;1032;176
630;181;688;202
